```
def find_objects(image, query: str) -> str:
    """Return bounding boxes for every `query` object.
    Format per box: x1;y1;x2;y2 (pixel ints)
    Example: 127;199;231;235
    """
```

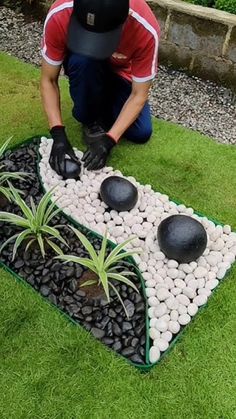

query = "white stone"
205;255;218;266
164;277;175;289
168;321;180;334
145;279;156;288
223;225;231;235
198;288;211;297
148;296;159;307
205;279;219;290
148;307;156;318
176;294;190;306
197;278;205;288
149;327;160;340
193;295;208;306
156;288;170;301
154;338;169;352
216;268;227;280
179;263;193;274
174;279;186;289
224;252;235;264
194;266;208;279
145;288;156;297
161;331;173;343
171;287;182;296
187;303;198;317
188;279;199;290
149;346;160;363
166;296;179;310
155;319;168;332
167;268;179;279
178;314;191;325
183;287;196;299
155;303;167;318
185;273;195;284
170;310;179;321
155;251;166;260
167;260;179;269
178;304;187;315
149;318;157;328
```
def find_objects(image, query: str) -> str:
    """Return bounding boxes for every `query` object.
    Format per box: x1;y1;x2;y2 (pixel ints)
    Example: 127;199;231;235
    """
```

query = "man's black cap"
67;0;129;59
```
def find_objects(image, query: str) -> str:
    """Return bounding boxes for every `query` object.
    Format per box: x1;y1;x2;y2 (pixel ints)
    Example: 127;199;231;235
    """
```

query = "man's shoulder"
46;0;73;22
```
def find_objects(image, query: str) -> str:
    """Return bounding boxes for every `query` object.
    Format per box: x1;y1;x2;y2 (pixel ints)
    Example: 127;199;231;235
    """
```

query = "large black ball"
157;214;207;263
100;176;138;212
61;158;81;180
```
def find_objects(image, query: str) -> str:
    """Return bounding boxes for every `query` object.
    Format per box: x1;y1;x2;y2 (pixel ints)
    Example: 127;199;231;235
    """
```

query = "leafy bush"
57;227;141;318
215;0;236;13
0;187;67;259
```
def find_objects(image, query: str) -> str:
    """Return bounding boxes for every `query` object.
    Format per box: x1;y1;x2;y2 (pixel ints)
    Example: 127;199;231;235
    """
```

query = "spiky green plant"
56;227;142;318
0;186;67;260
0;137;31;203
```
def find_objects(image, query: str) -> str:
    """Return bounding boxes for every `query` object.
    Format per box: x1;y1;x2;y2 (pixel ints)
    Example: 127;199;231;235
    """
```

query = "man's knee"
126;126;152;144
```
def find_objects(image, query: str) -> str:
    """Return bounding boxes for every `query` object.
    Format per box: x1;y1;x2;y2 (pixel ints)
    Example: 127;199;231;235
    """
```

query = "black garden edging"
0;137;152;370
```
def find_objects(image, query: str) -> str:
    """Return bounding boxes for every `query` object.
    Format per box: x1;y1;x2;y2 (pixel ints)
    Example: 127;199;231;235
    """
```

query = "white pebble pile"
39;137;236;364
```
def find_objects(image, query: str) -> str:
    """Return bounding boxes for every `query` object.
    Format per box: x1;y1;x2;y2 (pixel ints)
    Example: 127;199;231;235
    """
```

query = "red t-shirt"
42;0;160;82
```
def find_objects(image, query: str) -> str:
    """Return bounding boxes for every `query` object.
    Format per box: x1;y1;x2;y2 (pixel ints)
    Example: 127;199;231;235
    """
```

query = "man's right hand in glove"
49;125;78;175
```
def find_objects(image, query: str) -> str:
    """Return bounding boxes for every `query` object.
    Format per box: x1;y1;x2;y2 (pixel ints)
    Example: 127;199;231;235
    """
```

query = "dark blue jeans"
63;53;152;143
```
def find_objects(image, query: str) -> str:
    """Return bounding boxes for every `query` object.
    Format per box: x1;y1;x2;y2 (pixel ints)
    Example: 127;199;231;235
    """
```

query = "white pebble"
155;303;167;317
148;296;159;307
194;267;208;278
155;319;168;332
170;310;179;321
183;287;196;299
156;288;170;301
205;279;219;290
178;304;187;315
216;268;227;280
178;314;191;325
149;327;160;340
145;288;156;297
193;295;208;306
176;294;190;306
187;303;198;316
154;338;169;352
149;346;160;363
168;321;180;334
161;331;173;342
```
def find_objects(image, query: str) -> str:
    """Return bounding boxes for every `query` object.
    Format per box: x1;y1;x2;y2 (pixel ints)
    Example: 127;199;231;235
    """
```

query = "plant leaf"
0;233;20;254
0;136;13;158
80;279;98;287
0;212;30;228
70;226;99;266
37;234;45;258
97;229;108;272
104;251;141;270
104;236;137;268
12;228;32;260
25;238;35;253
55;254;98;274
9;186;34;225
107;272;139;293
109;282;129;319
99;270;110;303
46;238;63;255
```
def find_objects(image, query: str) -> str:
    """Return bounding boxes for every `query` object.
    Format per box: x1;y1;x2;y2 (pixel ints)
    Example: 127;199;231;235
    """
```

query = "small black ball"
157;214;207;263
61;158;81;180
100;176;138;212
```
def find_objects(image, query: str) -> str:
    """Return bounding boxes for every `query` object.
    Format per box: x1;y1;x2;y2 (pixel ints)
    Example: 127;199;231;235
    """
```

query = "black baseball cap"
67;0;129;59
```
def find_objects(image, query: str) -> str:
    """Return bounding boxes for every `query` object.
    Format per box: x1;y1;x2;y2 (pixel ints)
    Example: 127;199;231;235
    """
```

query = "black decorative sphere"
100;176;138;211
61;158;81;180
157;214;207;263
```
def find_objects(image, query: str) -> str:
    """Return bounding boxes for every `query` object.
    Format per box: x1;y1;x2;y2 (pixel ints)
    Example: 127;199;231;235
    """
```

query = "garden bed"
0;137;236;371
0;139;148;369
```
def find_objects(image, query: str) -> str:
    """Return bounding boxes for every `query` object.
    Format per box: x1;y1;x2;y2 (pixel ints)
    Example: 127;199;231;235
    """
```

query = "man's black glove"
82;134;116;171
49;125;78;175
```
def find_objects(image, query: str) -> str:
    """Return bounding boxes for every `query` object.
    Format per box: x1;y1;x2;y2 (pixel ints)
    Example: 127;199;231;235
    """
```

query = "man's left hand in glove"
82;133;116;170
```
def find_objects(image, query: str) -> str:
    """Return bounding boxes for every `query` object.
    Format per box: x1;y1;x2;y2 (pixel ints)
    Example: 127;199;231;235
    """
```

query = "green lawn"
0;52;236;419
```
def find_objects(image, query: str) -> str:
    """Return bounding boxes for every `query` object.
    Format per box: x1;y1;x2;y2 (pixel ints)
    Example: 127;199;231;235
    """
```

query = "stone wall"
148;0;236;90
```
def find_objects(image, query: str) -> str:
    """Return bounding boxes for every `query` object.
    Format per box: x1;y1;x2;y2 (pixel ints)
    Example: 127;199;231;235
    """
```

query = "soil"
0;138;148;366
79;271;106;300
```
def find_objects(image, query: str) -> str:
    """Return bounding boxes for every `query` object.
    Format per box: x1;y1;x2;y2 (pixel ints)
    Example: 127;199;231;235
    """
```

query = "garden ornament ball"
100;176;138;211
61;158;81;180
157;214;207;263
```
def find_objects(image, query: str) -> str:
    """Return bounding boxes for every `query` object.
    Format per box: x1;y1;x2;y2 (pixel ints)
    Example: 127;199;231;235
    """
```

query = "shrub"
215;0;236;13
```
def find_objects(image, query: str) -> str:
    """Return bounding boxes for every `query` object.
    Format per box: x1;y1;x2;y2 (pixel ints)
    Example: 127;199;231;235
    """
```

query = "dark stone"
135;302;145;313
48;293;57;305
61;158;81;180
91;327;105;339
112;341;122;352
131;337;139;348
51;262;61;272
75;266;83;279
130;354;145;364
69;304;81;315
135;324;145;337
69;279;78;293
108;308;116;318
106;322;113;337
76;289;86;298
100;316;110;329
102;337;114;345
100;176;138;212
14;260;24;269
139;346;145;357
27;274;35;285
157;215;207;263
42;268;49;276
82;306;93;315
40;285;50;297
121;347;135;357
123;299;135;318
123;336;133;347
85;316;93;322
122;322;132;332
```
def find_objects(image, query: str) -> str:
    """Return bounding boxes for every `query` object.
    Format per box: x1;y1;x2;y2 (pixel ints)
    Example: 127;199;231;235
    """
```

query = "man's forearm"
108;93;147;141
40;78;63;129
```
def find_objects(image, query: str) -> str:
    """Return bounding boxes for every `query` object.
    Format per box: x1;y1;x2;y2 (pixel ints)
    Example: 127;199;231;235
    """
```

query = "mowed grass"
0;52;236;419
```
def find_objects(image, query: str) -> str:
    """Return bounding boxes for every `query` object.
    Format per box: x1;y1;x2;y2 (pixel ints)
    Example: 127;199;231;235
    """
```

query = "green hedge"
188;0;236;14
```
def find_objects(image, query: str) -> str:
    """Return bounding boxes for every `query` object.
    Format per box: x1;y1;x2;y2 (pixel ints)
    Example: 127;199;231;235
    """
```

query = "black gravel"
0;6;236;144
0;139;147;366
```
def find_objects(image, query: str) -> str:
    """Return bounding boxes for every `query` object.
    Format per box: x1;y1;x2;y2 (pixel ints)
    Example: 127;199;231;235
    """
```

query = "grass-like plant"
0;137;31;202
0;186;67;260
57;227;142;318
